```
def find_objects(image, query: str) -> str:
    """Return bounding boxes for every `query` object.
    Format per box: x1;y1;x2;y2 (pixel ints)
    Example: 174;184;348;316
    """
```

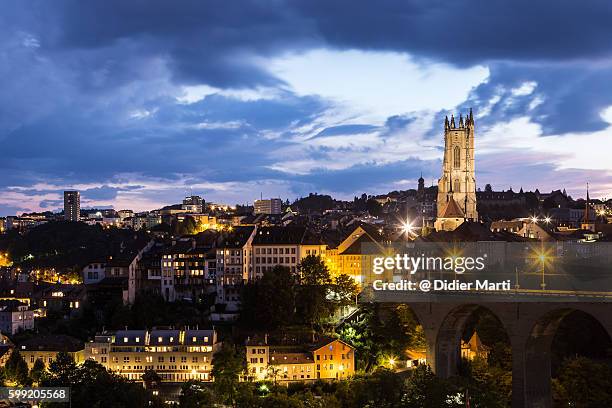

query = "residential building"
325;223;386;284
254;198;282;215
117;210;134;219
84;329;219;382
19;334;85;369
64;190;80;222
215;226;256;318
82;261;106;284
38;284;87;316
0;300;34;334
182;196;204;214
245;337;355;382
251;226;325;279
460;332;490;360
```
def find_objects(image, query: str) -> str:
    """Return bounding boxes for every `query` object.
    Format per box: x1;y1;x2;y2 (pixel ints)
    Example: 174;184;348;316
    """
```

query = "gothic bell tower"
436;109;478;226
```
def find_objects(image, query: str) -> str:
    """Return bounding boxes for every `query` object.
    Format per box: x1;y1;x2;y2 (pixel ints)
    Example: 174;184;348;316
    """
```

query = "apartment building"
215;226;256;318
19;334;85;369
245;337;355;382
251;226;326;279
254;198;282;215
63;190;80;222
84;329;219;382
325;223;387;284
159;237;218;302
0;300;34;334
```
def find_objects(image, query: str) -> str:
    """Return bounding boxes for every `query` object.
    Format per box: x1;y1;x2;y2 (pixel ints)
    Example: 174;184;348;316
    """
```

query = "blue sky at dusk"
2;0;612;215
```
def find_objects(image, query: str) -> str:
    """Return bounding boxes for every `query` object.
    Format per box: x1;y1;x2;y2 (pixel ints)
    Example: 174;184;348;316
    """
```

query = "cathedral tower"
435;109;478;230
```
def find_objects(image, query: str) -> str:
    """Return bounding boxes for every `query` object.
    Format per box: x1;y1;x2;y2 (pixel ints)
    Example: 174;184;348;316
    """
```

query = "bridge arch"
435;303;510;378
523;307;612;408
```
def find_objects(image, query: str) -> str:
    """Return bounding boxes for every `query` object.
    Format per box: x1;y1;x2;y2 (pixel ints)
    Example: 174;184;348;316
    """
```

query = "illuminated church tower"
435;109;478;231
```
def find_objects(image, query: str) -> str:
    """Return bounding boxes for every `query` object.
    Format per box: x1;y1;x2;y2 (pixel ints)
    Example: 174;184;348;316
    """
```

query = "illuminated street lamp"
532;247;552;291
400;219;416;238
539;253;547;290
543;216;552;224
530;215;539;224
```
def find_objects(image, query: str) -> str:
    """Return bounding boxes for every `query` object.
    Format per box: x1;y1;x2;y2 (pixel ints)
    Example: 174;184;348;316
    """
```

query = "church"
434;109;478;232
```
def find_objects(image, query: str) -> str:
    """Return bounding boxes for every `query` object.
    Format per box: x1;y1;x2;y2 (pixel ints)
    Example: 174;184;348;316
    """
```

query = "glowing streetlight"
531;246;553;291
530;215;539;224
543;216;551;224
388;358;396;367
400;220;416;237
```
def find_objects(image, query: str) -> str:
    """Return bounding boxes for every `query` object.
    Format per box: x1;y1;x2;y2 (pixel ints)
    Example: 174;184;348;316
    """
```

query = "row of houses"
78;223;384;320
14;330;355;386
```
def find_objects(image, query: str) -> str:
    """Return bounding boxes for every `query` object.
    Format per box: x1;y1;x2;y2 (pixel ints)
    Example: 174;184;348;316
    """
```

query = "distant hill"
293;193;340;212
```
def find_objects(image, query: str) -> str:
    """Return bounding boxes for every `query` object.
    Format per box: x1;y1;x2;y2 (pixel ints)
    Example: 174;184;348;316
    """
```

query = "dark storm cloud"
459;63;612;135
0;90;330;189
295;0;612;65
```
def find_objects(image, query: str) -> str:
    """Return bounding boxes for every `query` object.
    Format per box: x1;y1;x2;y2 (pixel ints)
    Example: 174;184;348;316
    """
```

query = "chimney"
264;333;268;345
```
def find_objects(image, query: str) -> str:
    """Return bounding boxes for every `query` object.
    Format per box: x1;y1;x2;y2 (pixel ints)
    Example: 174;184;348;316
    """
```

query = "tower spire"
450;114;455;128
444;116;449;130
459;113;464;127
583;182;590;223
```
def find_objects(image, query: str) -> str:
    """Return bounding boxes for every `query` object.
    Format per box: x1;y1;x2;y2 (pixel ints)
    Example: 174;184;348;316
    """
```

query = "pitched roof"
19;334;83;352
252;226;306;245
339;234;377;255
218;226;255;248
440;197;465;218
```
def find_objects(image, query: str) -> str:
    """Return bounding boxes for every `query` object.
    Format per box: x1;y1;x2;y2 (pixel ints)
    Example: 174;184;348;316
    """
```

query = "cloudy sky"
2;0;612;215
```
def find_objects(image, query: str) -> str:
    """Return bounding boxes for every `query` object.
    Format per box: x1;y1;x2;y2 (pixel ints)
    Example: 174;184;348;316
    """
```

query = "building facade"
436;110;478;230
254;199;282;215
245;337;355;382
0;300;34;334
84;329;219;382
63;190;81;222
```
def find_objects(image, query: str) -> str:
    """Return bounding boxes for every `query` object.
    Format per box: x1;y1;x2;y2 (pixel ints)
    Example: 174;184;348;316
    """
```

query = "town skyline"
3;2;612;215
0;180;602;218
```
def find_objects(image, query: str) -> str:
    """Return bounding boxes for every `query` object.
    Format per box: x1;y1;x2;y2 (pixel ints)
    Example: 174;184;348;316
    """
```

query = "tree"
295;256;334;326
553;356;612;407
295;285;333;326
259;266;296;327
211;344;245;406
183;216;198;235
4;350;31;386
366;199;383;217
29;358;45;384
42;359;155;408
297;255;331;286
45;351;77;386
179;380;217;407
333;274;359;307
142;368;162;389
338;304;385;372
402;365;457;408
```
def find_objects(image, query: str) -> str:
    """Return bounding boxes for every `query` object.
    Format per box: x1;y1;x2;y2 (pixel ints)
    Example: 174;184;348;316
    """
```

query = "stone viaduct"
377;292;612;408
